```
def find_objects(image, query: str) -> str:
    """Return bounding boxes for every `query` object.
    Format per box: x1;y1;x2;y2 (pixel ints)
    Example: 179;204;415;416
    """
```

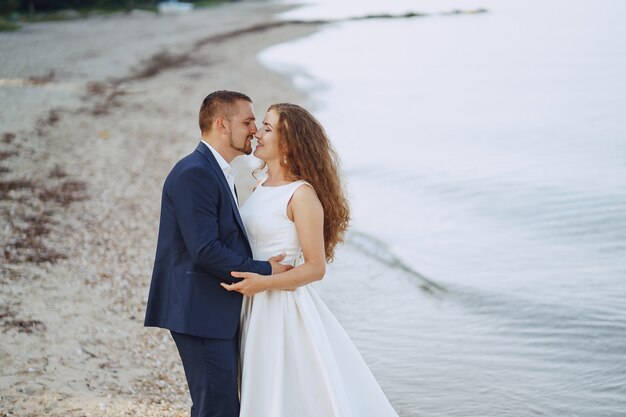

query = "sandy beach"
0;3;318;415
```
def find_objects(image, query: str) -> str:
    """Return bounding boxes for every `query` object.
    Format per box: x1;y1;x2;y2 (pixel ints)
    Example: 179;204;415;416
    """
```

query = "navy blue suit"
144;143;271;417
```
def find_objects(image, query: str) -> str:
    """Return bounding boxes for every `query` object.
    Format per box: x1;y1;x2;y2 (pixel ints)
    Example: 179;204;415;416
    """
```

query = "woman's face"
254;109;282;162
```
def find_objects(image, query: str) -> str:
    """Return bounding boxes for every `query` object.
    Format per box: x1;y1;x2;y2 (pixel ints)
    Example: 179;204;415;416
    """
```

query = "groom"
144;90;290;417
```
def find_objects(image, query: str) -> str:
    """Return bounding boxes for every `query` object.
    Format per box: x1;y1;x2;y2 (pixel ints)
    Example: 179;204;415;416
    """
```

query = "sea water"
259;1;626;415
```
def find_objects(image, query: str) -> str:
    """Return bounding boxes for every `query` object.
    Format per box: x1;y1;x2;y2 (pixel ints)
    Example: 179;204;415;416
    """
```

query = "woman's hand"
221;271;268;297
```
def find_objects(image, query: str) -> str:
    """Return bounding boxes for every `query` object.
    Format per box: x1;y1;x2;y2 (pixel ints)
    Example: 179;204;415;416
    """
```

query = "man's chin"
231;146;252;156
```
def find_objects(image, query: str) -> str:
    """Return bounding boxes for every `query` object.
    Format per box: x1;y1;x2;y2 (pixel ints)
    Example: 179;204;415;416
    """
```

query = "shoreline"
0;2;319;415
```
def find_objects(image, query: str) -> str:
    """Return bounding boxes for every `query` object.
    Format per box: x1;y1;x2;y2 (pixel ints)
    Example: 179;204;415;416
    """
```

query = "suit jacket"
144;143;271;339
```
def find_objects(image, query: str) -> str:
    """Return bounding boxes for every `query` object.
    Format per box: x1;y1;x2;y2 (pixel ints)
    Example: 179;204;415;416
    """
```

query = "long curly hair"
261;103;350;262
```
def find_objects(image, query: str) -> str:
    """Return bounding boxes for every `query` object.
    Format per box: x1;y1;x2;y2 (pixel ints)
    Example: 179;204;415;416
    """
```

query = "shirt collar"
201;140;233;174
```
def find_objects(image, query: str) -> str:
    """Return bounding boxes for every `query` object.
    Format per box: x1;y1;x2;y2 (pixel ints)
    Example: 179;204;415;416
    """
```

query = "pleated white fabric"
238;180;398;417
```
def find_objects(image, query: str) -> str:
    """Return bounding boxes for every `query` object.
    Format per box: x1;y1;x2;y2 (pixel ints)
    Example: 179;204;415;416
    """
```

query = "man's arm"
170;166;273;282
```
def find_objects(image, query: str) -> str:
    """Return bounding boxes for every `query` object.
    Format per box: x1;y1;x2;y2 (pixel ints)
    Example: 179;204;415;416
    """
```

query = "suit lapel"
194;143;251;246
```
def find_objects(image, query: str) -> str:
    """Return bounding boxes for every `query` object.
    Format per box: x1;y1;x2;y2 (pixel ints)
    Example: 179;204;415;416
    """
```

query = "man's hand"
268;252;294;274
221;272;267;297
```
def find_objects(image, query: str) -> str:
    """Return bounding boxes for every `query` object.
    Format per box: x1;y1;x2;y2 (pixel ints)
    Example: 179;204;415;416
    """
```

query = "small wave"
345;230;447;293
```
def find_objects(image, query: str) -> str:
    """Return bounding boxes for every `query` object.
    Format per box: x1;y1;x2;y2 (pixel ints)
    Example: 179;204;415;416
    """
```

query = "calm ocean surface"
259;1;626;415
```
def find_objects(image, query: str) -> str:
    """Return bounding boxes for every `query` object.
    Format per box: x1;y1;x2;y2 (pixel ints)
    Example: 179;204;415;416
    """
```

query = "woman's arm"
221;184;326;296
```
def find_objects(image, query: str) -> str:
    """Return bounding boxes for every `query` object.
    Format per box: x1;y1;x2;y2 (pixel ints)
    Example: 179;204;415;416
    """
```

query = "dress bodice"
239;180;309;266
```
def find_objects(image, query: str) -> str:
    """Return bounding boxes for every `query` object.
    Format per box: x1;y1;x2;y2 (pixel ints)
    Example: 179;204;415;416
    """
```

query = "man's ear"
215;116;227;132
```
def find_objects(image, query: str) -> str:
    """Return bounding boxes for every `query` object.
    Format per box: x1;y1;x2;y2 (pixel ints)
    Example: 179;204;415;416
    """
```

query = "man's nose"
250;123;258;134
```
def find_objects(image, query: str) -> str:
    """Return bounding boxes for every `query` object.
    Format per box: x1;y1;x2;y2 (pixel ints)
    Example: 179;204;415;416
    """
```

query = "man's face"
226;100;257;156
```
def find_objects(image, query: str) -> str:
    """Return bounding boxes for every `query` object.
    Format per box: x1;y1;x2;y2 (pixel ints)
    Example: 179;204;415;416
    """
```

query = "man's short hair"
199;90;252;134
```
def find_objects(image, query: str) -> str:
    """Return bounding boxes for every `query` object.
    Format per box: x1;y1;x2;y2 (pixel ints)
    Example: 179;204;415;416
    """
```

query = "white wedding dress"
238;180;399;417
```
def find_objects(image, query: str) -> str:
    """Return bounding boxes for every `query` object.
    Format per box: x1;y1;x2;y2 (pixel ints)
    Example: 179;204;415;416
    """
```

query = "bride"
221;103;399;417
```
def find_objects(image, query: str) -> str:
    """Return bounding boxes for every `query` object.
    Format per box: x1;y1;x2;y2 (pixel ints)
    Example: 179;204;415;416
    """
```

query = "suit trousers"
171;330;240;417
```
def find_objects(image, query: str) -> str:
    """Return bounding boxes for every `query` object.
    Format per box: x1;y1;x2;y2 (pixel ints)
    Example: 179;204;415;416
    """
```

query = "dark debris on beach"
0;304;46;334
0;131;89;265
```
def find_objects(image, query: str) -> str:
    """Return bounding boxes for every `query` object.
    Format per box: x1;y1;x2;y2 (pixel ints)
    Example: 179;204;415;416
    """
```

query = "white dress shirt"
201;140;238;205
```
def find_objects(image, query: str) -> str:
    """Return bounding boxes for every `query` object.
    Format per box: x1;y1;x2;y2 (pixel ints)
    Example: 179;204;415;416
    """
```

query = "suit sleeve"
170;166;272;282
